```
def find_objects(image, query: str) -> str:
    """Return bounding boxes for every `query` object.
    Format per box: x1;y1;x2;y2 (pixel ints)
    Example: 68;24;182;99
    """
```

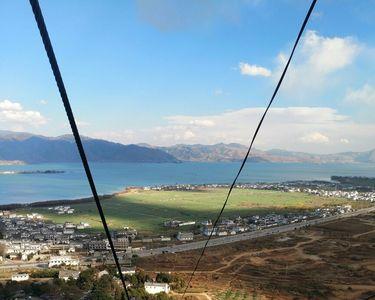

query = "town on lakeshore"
0;176;374;298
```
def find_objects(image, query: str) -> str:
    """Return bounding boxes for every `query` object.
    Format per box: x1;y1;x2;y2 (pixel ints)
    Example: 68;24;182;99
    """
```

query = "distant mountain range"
157;143;375;164
0;130;178;164
0;130;374;164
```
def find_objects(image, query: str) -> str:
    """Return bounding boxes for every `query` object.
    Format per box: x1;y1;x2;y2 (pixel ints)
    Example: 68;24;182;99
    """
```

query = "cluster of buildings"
10;270;171;296
197;204;354;237
0;211;91;261
235;182;375;202
49;255;79;267
304;189;375;202
158;204;355;241
48;205;75;214
85;227;137;251
145;181;375;203
0;209;144;267
144;184;198;191
163;219;195;227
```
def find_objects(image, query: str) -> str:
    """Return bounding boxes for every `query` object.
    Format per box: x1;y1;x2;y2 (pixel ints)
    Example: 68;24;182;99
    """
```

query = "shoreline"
1;176;374;210
0;192;117;210
0;184;217;210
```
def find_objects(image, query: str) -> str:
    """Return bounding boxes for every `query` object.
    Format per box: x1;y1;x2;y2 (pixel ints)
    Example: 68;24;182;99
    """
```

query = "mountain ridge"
1;130;374;164
157;143;375;163
0;131;179;164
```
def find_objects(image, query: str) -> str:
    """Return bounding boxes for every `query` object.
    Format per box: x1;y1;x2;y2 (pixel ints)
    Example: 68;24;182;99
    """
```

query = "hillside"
0;131;179;164
159;143;375;163
158;143;265;162
1;130;374;164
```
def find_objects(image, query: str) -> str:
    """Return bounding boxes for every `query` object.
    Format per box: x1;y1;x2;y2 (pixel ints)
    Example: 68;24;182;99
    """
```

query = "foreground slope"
139;212;375;299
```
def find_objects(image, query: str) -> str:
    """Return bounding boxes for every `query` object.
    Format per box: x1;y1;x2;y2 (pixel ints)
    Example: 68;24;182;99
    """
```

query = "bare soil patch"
138;212;375;299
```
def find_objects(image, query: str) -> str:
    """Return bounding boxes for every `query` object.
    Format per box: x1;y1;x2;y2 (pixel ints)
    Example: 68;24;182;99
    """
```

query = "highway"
137;206;375;257
0;261;47;270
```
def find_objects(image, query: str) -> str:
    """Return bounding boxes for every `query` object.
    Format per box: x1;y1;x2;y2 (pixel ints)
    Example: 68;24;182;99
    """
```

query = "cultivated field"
18;188;357;235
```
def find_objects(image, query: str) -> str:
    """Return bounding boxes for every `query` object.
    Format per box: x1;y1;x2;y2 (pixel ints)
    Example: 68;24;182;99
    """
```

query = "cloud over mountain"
91;106;375;154
0;100;47;130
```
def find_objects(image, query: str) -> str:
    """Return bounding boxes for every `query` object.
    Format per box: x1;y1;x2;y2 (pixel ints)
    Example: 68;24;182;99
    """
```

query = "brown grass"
138;212;375;299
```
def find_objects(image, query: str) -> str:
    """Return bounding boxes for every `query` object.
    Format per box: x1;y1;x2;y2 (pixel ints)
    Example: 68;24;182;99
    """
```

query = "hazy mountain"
157;143;264;162
158;143;375;163
0;131;179;164
1;130;374;164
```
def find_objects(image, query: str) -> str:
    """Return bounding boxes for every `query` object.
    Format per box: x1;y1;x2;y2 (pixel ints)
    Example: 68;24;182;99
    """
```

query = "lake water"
0;162;374;204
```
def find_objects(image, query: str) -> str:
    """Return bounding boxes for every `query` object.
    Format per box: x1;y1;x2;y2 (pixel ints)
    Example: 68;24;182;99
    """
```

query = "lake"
0;162;374;204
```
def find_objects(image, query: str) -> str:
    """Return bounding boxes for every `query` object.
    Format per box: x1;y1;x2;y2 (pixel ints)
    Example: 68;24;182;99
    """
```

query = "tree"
91;274;117;300
156;273;172;283
77;268;96;290
156;292;170;300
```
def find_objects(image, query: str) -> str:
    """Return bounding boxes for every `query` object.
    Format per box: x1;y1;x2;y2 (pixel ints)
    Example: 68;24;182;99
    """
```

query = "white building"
121;267;136;275
178;221;196;227
11;273;29;282
176;232;194;241
144;282;170;294
48;255;79;267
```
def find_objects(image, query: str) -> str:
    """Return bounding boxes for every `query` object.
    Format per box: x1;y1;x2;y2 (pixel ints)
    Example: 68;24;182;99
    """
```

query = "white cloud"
167;117;215;127
300;132;329;144
0;99;47;129
344;84;375;105
39;99;48;105
183;130;195;140
92;106;375;153
239;62;271;77
0;100;22;111
276;30;361;98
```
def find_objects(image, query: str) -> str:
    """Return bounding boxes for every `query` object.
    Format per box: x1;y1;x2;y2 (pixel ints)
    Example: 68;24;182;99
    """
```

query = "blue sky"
0;0;374;153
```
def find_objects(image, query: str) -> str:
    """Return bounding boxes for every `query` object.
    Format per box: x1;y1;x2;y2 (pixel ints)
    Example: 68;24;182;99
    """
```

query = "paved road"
137;206;375;257
0;261;48;270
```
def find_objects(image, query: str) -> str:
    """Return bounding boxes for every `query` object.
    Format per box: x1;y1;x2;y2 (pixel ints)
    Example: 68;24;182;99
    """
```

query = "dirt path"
353;229;375;238
171;291;213;300
213;234;322;273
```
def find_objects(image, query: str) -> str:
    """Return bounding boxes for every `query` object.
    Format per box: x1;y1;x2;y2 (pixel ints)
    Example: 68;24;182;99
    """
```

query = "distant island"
1;130;375;164
0;170;65;175
0;160;25;166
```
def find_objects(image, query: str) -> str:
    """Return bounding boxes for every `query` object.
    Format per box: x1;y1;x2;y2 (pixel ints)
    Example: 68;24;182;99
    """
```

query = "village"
0;202;355;269
146;178;375;203
0;178;373;297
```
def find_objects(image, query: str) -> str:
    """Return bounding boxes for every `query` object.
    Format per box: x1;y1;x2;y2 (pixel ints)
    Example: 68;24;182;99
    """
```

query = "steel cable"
182;0;318;297
28;1;130;298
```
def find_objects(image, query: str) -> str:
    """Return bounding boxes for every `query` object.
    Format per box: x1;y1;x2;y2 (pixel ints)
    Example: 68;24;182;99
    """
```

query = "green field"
18;188;354;235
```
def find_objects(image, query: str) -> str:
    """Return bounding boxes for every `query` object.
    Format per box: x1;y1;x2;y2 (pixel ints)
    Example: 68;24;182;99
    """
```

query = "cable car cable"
28;1;130;298
182;0;317;297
